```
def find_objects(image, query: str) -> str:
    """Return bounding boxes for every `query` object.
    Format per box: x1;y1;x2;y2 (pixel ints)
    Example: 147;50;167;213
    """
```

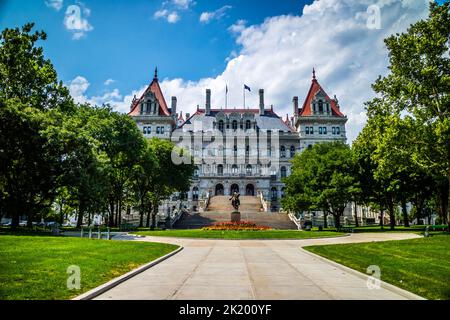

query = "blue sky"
0;0;311;97
0;1;437;142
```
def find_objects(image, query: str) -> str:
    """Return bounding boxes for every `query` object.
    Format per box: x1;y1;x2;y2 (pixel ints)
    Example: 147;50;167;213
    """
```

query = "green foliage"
283;142;358;228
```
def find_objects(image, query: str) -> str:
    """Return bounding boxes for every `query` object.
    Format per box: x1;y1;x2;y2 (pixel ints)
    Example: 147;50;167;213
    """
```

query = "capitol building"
129;68;347;216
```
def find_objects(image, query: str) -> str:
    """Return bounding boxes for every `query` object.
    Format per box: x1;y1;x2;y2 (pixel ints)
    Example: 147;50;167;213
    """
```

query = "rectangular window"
336;127;340;135
305;127;309;134
161;126;165;134
148;126;151;134
319;127;323;134
332;127;336;134
310;126;314;134
143;127;147;134
323;127;327;134
156;127;160;134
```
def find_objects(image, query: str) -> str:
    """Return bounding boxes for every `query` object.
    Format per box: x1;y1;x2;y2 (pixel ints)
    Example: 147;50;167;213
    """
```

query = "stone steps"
173;196;297;230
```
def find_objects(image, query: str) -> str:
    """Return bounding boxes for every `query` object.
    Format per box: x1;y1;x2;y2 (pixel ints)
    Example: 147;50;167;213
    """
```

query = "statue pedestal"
231;211;241;223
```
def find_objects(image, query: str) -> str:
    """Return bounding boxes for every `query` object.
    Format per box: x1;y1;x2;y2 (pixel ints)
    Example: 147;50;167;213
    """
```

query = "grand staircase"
173;196;297;230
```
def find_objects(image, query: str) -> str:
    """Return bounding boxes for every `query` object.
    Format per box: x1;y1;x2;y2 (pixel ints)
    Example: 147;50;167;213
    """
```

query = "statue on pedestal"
229;192;241;223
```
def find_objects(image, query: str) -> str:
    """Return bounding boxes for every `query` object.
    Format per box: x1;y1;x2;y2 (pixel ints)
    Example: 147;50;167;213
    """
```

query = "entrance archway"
245;184;255;196
230;184;239;195
215;184;224;196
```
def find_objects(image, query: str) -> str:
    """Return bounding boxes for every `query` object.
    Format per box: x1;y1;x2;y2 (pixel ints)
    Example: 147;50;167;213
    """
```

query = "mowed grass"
134;229;345;239
304;234;450;300
0;235;178;300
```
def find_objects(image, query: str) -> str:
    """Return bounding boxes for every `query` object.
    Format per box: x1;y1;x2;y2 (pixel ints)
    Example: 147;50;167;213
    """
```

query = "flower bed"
203;221;272;231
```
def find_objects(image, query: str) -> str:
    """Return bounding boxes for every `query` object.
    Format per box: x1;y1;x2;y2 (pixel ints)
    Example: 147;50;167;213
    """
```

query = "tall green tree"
284;142;359;229
368;2;450;227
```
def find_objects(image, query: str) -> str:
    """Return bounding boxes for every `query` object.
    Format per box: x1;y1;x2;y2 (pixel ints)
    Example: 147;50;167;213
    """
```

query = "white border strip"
72;246;184;300
300;247;426;300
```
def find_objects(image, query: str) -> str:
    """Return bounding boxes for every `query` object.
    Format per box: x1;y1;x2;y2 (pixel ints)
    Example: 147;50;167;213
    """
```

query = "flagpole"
243;85;245;109
225;85;228;109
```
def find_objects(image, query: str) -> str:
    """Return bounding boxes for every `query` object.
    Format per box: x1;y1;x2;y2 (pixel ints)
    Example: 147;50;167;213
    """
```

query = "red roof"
299;73;344;117
128;70;171;117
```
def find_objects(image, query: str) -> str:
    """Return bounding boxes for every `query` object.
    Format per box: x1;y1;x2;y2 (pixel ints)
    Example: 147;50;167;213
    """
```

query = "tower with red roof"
293;69;347;151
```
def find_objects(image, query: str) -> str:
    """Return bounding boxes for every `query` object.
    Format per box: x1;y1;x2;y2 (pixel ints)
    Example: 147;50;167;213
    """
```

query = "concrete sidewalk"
94;233;423;300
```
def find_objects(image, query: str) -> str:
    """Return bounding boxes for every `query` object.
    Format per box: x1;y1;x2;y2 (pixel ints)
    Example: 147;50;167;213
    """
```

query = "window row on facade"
305;126;341;135
143;126;166;135
193;164;289;178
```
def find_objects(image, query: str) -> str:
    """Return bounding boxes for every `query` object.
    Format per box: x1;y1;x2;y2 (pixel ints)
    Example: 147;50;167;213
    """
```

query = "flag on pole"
244;84;251;92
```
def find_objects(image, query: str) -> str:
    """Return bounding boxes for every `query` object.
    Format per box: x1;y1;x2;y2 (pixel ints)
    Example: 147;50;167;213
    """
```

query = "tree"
284;142;359;229
0;23;72;228
368;2;450;228
147;138;194;230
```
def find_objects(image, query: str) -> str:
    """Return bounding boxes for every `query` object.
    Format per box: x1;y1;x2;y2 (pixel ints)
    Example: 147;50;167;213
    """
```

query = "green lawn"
134;229;345;239
0;235;178;300
304;234;450;300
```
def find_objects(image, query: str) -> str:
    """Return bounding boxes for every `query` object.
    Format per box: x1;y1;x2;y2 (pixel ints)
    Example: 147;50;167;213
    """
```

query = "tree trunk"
76;203;84;228
387;198;395;230
150;199;158;230
139;198;144;228
146;202;152;228
323;210;328;229
379;206;384;230
333;213;341;229
10;203;20;229
354;202;359;227
401;198;409;227
118;198;122;227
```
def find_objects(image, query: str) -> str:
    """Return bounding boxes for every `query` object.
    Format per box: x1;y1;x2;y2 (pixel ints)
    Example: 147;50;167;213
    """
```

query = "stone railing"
199;191;210;212
287;212;302;230
259;192;269;212
169;201;186;228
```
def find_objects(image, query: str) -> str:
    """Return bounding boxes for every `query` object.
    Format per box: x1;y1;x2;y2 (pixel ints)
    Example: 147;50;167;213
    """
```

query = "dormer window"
318;100;324;114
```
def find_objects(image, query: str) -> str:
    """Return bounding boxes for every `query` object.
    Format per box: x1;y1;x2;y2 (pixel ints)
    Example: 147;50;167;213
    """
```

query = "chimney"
293;96;299;116
186;112;190;119
259;89;265;116
206;89;211;116
171;96;177;116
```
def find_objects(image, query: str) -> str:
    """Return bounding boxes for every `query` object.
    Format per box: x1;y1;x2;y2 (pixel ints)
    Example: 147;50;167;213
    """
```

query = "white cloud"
200;5;232;24
104;79;115;86
154;9;180;23
45;0;63;11
154;0;194;24
76;0;429;143
228;19;247;34
64;2;93;40
167;12;180;23
172;0;195;10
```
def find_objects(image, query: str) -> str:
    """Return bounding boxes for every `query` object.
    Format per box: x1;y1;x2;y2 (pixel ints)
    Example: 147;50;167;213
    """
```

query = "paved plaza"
93;233;423;300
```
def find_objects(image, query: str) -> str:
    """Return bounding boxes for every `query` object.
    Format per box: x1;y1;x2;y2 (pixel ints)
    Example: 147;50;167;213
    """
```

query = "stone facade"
129;68;347;215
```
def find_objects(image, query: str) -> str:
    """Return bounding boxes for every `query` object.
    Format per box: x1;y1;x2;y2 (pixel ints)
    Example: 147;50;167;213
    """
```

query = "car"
19;221;27;227
1;222;12;227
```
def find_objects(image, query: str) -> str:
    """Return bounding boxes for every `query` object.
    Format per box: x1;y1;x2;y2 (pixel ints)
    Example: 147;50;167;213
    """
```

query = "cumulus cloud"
45;0;63;11
104;79;115;86
76;0;430;143
154;0;194;23
200;5;232;24
228;19;247;34
64;2;93;39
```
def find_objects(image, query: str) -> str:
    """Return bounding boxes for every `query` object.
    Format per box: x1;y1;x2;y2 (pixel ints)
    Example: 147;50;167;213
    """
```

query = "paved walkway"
94;233;423;300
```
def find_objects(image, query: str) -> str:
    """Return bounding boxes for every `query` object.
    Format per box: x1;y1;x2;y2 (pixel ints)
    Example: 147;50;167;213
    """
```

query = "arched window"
232;164;239;175
271;187;278;200
232;120;238;130
280;146;286;158
281;166;287;178
290;145;295;157
218;120;224;131
192;187;199;200
245;120;251;130
246;164;252;175
318;100;324;114
217;164;223;176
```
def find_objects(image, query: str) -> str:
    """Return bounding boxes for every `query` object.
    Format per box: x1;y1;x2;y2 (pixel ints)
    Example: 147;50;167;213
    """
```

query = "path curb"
72;246;184;300
300;247;426;300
